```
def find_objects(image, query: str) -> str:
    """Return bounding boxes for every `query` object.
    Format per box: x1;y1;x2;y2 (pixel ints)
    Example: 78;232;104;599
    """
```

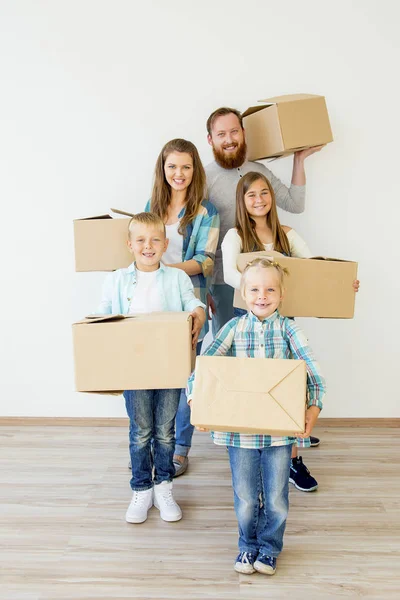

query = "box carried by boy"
72;312;194;393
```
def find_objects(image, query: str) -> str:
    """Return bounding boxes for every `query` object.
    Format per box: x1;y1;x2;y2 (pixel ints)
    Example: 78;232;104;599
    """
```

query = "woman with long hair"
145;138;220;477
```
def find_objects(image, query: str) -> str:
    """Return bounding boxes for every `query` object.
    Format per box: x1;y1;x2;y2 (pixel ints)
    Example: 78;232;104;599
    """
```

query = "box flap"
75;314;128;325
110;208;135;217
75;312;192;326
74;214;112;222
257;93;322;105
309;256;355;263
242;105;270;118
201;356;303;396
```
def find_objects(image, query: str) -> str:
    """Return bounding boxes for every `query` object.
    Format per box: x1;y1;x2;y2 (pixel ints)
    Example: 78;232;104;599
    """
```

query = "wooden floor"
0;426;399;600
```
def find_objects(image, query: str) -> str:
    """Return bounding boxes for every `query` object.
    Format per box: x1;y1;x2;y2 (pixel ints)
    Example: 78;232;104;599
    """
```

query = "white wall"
0;0;398;418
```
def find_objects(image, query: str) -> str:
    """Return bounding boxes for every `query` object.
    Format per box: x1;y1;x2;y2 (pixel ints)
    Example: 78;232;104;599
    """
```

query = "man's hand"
190;307;206;349
292;145;325;186
353;279;360;292
296;405;321;439
207;293;216;318
294;145;325;162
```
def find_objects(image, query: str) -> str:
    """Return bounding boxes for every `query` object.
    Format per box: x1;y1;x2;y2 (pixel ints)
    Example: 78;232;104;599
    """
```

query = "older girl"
221;171;359;492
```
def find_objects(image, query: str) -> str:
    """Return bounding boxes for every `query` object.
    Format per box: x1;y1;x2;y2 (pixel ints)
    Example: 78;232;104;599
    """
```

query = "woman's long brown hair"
150;139;206;235
235;172;291;255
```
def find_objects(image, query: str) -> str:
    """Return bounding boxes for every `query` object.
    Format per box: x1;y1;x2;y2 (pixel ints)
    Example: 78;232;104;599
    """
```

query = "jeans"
210;284;235;336
175;341;203;457
124;388;181;491
228;444;293;557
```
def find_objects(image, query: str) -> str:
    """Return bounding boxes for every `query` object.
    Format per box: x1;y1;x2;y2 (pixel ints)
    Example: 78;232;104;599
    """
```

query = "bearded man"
205;106;323;334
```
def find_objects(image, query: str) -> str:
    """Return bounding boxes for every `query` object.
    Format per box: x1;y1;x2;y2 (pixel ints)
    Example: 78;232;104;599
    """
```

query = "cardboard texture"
242;94;333;160
233;250;357;318
190;356;306;435
74;208;134;272
73;312;193;393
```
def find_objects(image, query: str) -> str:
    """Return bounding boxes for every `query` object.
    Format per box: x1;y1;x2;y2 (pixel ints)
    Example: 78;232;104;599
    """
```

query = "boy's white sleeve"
287;229;313;259
179;270;206;312
94;272;114;315
221;228;243;290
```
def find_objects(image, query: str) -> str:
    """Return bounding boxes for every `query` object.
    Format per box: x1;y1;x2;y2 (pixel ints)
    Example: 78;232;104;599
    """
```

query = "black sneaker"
254;554;277;575
234;551;257;574
310;436;320;447
289;456;318;492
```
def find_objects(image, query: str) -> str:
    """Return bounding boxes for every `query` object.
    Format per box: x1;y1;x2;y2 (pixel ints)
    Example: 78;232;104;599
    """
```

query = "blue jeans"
124;389;181;491
228;444;293;557
175;341;202;457
210;284;235;336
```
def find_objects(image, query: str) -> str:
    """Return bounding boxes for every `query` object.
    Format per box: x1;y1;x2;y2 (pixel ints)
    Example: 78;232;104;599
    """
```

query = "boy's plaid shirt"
188;310;326;449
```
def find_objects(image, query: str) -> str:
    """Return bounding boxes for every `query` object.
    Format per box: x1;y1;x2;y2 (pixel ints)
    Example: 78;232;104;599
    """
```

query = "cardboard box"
72;312;193;393
73;208;134;272
233;250;357;318
190;356;306;435
243;94;333;160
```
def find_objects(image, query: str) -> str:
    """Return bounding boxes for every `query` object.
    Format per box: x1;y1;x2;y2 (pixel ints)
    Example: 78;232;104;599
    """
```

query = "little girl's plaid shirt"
187;310;326;449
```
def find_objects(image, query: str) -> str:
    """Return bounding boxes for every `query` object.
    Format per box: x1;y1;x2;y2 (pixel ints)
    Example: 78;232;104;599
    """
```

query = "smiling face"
127;222;168;272
207;113;247;169
244;178;272;219
163;151;194;194
243;266;283;319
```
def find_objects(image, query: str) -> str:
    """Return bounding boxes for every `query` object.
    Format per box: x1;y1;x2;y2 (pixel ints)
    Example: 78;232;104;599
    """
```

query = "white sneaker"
153;481;182;522
125;488;153;524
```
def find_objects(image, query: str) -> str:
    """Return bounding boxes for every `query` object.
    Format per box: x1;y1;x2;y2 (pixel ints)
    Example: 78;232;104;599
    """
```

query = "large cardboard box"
72;312;193;393
190;356;306;435
73;208;134;272
243;94;333;160
233;251;357;318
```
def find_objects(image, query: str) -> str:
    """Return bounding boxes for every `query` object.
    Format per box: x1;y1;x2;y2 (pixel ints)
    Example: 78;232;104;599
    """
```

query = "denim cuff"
175;444;190;457
130;483;154;492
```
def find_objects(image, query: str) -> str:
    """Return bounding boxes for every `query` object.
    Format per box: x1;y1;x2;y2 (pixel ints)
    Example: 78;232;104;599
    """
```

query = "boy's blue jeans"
174;341;202;458
124;389;180;491
228;444;293;557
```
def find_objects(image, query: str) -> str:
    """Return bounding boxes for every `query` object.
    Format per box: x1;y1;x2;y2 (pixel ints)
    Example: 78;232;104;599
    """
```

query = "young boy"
187;258;326;575
96;212;206;524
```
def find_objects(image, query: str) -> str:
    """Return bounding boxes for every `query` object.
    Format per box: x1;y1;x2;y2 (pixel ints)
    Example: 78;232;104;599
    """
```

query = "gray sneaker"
173;456;189;477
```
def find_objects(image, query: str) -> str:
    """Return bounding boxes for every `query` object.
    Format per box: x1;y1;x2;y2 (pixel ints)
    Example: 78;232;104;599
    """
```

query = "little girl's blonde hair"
240;257;289;299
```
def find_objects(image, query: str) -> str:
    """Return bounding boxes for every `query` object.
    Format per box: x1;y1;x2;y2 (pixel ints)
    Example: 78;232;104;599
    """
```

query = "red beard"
212;139;247;169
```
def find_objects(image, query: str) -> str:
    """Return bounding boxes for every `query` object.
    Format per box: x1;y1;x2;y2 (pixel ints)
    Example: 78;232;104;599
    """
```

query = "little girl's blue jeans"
124;389;181;491
228;444;293;557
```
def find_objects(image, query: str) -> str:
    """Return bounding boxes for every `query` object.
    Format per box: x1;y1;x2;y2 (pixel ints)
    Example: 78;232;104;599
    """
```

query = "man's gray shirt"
205;160;306;285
